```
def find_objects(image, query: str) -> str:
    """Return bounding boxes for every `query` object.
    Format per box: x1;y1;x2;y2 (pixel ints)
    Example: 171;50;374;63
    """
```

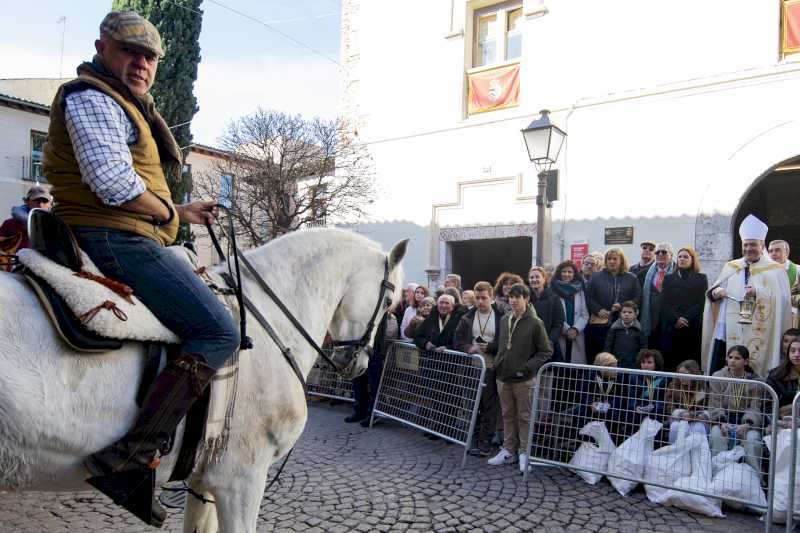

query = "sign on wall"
604;226;634;245
570;243;589;268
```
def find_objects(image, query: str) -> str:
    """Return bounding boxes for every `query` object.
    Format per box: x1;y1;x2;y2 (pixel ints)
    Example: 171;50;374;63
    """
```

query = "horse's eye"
384;296;393;308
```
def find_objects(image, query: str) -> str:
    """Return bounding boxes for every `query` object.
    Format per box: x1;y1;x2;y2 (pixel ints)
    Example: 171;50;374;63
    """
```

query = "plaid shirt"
64;89;146;206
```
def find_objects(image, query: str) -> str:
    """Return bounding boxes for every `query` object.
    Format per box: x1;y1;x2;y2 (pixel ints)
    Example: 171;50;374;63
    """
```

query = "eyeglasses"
642;245;655;251
655;250;669;255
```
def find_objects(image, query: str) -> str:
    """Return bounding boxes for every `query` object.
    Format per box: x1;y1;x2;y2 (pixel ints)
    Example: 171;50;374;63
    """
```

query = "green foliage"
111;0;202;207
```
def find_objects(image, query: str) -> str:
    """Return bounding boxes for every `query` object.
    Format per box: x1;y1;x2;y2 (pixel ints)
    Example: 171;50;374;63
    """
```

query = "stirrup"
86;468;166;528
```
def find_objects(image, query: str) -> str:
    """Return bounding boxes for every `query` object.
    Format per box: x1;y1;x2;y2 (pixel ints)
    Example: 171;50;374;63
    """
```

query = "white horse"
0;228;407;532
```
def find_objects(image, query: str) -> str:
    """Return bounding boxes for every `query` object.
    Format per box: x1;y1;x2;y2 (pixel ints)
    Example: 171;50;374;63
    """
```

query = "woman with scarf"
551;260;589;364
659;247;707;371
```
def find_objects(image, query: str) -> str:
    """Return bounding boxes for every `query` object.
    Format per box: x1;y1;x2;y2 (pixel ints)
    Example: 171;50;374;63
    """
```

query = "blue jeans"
72;227;240;369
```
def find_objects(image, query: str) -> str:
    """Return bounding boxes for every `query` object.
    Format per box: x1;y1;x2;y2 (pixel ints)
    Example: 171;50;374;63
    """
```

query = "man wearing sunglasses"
639;243;675;350
629;240;656;278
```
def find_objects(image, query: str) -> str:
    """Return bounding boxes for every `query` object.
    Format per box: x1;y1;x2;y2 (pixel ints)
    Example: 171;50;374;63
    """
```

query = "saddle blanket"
17;247;180;344
17;245;241;466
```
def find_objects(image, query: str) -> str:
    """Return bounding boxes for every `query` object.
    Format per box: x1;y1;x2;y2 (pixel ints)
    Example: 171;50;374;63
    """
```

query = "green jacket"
494;304;553;383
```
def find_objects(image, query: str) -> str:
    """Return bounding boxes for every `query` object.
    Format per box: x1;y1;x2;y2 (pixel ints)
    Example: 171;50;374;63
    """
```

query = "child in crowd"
574;352;628;444
767;338;800;427
604;301;647;369
781;328;800;361
665;359;709;443
626;349;668;437
708;345;763;473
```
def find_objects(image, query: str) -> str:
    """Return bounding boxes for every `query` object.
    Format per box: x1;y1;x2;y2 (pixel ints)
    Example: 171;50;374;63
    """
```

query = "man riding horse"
42;11;240;524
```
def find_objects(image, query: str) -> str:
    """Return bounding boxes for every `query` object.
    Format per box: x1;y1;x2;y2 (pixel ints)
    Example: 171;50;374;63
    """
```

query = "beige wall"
185;149;227;266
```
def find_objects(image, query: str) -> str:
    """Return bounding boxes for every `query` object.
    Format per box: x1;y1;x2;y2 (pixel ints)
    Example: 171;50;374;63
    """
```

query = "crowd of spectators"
342;229;800;488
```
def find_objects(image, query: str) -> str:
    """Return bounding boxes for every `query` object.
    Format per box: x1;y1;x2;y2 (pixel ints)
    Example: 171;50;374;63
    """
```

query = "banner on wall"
570;243;589;268
783;0;800;55
467;63;520;115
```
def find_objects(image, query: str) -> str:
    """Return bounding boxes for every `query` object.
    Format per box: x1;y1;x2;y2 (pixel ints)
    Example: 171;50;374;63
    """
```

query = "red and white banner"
467;63;520;115
570;243;589;269
784;0;800;54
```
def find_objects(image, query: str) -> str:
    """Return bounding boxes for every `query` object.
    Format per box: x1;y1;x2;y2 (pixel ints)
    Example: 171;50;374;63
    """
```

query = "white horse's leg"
183;488;219;533
213;463;271;533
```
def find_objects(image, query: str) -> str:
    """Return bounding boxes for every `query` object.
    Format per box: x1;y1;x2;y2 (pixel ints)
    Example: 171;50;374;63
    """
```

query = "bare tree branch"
193;109;375;247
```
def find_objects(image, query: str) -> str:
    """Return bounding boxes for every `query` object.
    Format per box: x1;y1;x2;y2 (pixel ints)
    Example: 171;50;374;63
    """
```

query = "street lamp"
521;109;567;266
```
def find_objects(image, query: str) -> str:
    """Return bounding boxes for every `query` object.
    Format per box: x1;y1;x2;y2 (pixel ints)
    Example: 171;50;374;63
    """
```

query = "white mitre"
739;214;768;241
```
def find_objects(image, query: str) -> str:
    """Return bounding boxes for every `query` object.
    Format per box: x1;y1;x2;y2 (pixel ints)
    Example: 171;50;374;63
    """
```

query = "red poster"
784;0;800;53
570;243;589;269
468;63;520;115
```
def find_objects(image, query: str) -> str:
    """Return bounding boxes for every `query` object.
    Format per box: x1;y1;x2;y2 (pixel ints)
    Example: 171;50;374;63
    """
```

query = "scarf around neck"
641;260;675;332
552;279;583;325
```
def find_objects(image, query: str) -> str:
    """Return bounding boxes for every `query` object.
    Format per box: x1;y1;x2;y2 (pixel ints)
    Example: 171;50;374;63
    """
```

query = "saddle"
19;210;241;497
19;209;180;351
24;209;123;352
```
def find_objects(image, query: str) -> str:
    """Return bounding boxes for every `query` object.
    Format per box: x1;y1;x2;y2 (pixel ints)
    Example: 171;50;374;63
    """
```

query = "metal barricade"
369;341;486;467
523;363;779;527
306;354;354;402
787;392;800;531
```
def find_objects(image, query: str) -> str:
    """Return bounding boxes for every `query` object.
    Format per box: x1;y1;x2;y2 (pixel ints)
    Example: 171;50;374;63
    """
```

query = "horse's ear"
388;239;409;270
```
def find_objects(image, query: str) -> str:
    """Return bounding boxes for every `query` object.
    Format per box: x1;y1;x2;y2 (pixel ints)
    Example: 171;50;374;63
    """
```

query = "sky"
0;0;342;145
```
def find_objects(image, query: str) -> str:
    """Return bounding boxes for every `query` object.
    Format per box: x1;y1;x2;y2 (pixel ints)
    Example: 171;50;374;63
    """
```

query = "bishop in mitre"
701;214;792;376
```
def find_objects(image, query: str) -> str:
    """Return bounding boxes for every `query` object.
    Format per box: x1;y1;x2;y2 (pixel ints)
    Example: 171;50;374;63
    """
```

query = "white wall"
0;106;50;217
341;0;800;283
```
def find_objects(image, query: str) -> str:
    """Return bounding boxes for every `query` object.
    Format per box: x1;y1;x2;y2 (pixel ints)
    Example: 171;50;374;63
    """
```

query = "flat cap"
100;11;164;58
25;186;53;202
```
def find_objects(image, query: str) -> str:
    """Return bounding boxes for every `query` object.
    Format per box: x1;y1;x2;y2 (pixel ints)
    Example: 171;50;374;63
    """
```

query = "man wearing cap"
42;11;239;526
701;215;792;376
0;186;53;271
630;240;656;280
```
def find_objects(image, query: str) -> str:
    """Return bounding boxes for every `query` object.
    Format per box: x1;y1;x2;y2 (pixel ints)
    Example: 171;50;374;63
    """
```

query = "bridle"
205;209;395;391
329;259;395;357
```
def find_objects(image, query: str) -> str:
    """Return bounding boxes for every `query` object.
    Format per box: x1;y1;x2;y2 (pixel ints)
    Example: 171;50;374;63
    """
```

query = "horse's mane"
214;228;404;307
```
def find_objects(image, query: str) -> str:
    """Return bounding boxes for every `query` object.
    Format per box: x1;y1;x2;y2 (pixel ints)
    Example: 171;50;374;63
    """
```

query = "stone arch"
694;118;800;278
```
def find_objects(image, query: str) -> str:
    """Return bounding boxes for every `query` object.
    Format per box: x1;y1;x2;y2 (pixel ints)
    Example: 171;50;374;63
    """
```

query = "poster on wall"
604;226;634;245
570;243;589;268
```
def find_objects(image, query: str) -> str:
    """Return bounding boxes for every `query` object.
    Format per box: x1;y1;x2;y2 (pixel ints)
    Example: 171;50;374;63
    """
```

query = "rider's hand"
177;201;219;225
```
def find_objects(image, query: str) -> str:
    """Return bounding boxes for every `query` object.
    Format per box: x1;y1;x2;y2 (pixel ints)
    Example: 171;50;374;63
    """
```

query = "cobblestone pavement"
1;400;766;532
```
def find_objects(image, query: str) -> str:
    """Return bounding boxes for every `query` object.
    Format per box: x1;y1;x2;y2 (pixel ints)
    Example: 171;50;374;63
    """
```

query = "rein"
204;207;394;385
176;209;395;507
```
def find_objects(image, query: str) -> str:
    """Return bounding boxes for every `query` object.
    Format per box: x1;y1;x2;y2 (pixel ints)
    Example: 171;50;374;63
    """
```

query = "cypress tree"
111;0;203;207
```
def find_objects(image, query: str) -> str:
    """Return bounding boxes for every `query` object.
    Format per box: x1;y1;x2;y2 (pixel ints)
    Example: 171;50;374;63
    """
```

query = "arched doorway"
732;156;800;262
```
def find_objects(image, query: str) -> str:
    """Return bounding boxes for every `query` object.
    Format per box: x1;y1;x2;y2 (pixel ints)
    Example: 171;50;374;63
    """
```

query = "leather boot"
85;352;216;527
